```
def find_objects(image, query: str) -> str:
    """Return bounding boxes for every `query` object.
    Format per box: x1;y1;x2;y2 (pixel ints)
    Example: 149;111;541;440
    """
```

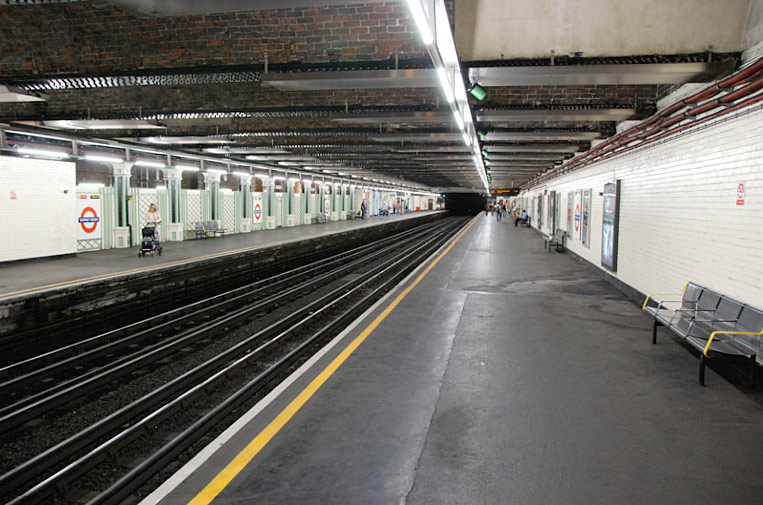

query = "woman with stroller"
145;203;161;239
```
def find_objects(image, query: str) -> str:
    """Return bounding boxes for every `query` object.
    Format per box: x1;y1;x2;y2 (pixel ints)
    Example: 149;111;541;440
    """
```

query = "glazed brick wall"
0;156;77;261
0;1;426;76
523;106;763;311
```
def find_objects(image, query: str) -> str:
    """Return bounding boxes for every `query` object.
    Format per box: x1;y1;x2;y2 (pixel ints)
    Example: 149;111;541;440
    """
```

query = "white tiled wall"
523;107;763;308
0;156;77;262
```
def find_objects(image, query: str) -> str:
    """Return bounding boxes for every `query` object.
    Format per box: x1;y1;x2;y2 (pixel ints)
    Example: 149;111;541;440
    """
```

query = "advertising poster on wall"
252;194;263;225
582;189;592;248
536;195;543;228
548;191;555;231
601;181;621;271
76;193;102;240
567;191;573;232
573;191;582;240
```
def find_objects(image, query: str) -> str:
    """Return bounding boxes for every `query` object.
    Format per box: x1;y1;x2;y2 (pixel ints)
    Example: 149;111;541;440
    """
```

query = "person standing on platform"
145;203;162;239
496;202;502;222
360;200;367;219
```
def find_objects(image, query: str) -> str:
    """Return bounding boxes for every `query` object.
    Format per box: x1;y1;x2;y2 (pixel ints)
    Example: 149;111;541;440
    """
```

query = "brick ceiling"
0;0;743;191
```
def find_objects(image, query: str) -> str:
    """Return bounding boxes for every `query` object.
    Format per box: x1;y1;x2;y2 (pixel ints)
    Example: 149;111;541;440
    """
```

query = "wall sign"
601;181;621;272
9;190;17;200
252;195;263;224
573;191;582;240
76;193;102;240
737;183;745;206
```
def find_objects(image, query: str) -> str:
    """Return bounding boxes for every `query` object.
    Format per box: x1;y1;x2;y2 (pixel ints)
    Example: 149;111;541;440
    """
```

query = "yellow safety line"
0;228;354;299
186;215;479;505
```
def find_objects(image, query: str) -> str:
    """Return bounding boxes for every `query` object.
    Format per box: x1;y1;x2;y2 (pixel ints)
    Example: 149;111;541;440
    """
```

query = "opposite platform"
0;212;439;298
145;214;763;505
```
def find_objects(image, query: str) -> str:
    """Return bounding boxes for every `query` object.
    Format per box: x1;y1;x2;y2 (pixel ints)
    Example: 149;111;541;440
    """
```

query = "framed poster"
567;191;573;232
601;181;621;271
582;189;591;248
548;191;555;231
573;190;582;240
536;195;543;228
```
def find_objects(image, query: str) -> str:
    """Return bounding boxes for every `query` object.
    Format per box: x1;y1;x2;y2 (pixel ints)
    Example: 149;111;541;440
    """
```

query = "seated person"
514;209;528;226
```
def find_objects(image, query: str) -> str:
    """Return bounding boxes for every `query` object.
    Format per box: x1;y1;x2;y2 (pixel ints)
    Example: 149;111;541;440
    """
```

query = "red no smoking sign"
736;183;745;206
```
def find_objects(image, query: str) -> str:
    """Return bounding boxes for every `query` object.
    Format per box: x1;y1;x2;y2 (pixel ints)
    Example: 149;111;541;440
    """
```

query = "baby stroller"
138;224;162;257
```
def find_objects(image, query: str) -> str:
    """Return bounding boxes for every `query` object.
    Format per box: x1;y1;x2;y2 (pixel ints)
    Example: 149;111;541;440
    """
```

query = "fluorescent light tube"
17;147;69;158
436;67;455;104
406;0;434;45
134;160;166;168
84;154;124;163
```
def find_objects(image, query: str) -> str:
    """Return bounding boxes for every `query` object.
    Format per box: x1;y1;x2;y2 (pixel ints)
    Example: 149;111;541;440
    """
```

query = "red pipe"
526;59;763;187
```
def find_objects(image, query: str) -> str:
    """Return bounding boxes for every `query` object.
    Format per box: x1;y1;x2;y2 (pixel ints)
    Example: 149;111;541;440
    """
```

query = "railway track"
0;215;470;505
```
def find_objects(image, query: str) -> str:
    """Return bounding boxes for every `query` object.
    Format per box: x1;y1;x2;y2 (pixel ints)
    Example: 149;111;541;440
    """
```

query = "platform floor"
0;212;438;299
143;214;763;505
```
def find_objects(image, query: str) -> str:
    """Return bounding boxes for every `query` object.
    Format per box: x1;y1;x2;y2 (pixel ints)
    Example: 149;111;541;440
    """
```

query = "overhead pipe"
524;57;763;187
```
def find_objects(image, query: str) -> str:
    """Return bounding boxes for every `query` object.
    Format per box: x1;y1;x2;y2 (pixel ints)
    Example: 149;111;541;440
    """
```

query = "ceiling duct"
261;70;438;91
104;0;363;17
477;109;638;122
0;85;47;103
468;62;737;86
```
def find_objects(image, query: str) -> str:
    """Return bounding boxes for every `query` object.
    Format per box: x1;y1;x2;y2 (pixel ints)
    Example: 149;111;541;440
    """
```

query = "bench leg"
750;356;757;388
652;320;661;345
699;354;706;386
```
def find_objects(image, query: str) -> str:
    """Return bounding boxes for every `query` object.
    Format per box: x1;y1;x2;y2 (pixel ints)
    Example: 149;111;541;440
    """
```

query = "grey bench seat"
190;220;228;239
643;282;763;385
543;229;565;253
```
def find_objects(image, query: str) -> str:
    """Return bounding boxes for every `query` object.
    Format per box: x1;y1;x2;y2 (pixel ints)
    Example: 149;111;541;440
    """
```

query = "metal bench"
190;221;228;239
643;282;763;385
543;229;566;253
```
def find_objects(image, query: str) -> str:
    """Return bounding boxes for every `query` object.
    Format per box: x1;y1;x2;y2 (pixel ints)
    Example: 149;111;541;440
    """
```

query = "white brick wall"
524;107;763;308
0;156;77;262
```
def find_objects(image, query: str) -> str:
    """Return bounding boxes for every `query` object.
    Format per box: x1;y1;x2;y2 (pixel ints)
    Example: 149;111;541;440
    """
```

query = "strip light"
405;0;434;45
436;67;455;104
134;160;166;168
16;147;70;158
174;164;199;172
84;154;124;163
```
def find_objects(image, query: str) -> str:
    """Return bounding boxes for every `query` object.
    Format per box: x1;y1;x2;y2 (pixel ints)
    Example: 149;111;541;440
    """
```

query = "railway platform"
0;212;439;299
142;214;763;505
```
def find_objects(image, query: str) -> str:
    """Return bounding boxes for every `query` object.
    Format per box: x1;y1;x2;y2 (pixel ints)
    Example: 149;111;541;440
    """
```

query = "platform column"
286;177;296;227
163;167;184;241
238;174;252;233
203;171;222;223
264;175;276;230
112;162;133;248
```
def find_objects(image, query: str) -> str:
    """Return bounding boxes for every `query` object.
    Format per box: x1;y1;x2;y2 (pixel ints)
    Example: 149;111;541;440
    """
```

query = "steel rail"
0;220;435;393
88;217;470;505
0;220;444;432
0;217;461;502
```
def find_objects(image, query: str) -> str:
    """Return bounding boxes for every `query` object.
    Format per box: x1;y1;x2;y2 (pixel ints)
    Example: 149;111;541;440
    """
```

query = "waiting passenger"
514;209;528;227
